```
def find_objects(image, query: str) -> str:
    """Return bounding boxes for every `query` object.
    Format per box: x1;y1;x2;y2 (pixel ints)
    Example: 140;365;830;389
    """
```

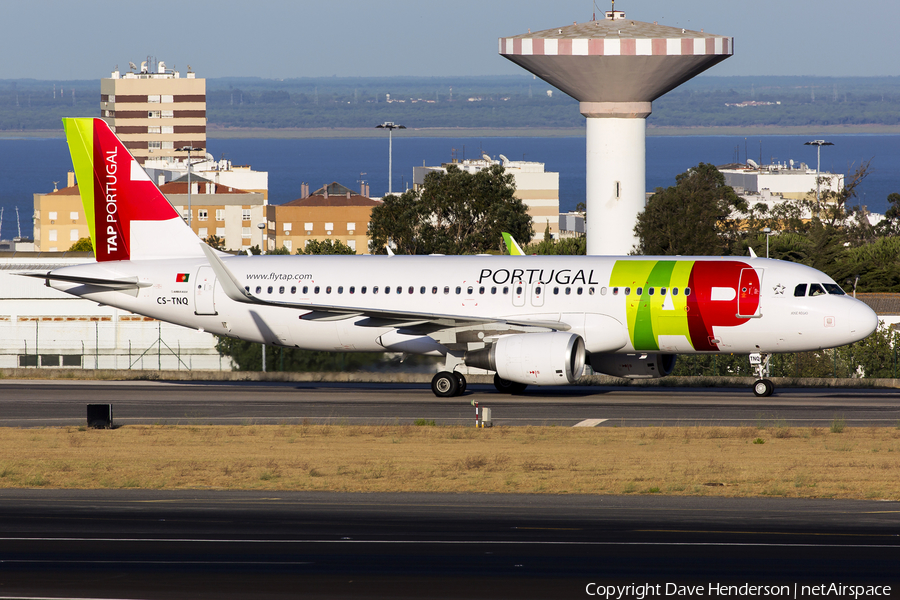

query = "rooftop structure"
101;58;205;165
500;9;732;254
413;154;560;241
718;161;844;201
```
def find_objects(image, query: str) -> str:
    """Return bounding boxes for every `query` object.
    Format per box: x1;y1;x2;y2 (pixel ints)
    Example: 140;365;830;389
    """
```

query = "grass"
0;424;898;499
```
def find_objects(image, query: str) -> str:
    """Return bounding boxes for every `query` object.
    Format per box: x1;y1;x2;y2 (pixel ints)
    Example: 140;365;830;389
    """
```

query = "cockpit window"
794;284;807;297
809;283;826;297
823;283;845;295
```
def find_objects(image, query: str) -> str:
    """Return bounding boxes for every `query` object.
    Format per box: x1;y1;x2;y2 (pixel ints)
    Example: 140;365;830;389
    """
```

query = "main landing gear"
431;371;467;398
750;352;774;397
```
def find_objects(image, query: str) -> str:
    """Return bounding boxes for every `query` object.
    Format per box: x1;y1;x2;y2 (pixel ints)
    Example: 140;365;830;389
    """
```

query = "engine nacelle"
464;332;586;385
589;353;677;379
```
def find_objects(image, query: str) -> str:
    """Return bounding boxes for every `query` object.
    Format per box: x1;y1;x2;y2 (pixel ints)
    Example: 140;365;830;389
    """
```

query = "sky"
4;0;899;81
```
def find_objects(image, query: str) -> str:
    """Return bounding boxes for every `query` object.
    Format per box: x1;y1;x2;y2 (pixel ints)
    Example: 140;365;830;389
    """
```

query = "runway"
0;490;896;599
0;379;898;427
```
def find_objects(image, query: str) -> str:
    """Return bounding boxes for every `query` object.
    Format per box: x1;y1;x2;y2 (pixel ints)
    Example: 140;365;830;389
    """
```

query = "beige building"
159;176;266;251
101;59;205;165
266;183;379;254
413;154;560;241
34;173;265;253
33;173;90;252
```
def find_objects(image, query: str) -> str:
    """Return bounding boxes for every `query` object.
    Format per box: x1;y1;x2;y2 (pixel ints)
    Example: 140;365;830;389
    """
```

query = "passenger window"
491;286;497;294
794;284;807;297
385;287;391;294
565;287;571;295
809;283;826;297
397;286;403;294
337;286;343;294
361;286;367;294
373;286;379;294
636;287;643;296
349;286;355;294
600;287;606;296
684;287;691;296
255;286;261;294
291;286;296;294
444;286;450;295
467;286;473;295
535;286;542;295
279;286;285;294
314;286;320;294
503;287;509;295
432;286;438;294
302;286;308;294
516;286;523;295
479;286;485;294
267;286;273;294
660;288;666;296
245;286;250;292
553;287;560;295
326;286;332;294
408;286;413;294
612;287;618;295
420;286;426;294
672;288;678;296
456;287;461;294
624;287;631;296
577;287;583;295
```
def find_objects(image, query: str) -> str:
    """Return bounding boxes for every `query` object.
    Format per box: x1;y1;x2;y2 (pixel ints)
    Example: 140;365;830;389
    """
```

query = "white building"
718;161;844;201
0;257;230;371
143;155;268;200
413;154;560;241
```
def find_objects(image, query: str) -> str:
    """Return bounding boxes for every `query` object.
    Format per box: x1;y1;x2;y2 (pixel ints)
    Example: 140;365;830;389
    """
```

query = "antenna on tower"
15;206;21;239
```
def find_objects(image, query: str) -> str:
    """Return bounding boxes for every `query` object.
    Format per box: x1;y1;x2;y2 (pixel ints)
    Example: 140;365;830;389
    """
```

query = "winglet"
502;232;525;256
199;243;256;304
748;246;758;259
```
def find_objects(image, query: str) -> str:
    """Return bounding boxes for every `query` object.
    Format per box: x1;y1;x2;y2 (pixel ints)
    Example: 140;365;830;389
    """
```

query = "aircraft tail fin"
502;232;526;256
62;117;204;262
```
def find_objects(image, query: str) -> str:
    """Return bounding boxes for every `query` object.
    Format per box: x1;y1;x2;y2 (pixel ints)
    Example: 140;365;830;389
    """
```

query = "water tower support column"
582;102;650;256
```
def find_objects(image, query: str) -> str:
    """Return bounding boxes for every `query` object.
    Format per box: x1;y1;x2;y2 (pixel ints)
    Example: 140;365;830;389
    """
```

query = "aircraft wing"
200;244;568;332
20;272;152;291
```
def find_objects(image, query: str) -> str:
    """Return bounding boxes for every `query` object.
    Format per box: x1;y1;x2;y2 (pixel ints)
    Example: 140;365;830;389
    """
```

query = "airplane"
29;118;879;399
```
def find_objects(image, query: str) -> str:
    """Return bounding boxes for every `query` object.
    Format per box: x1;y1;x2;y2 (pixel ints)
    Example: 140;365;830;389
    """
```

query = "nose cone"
845;298;879;344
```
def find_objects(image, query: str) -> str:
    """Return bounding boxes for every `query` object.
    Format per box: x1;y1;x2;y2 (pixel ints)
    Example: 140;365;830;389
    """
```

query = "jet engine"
464;332;586;385
589;353;677;379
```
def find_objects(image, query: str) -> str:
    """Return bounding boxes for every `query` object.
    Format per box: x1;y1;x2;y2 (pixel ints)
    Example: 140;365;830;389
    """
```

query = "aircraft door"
512;279;526;307
194;266;217;315
737;268;763;318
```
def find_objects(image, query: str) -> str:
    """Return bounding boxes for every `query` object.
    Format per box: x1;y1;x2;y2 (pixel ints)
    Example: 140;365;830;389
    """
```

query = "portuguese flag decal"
176;273;190;283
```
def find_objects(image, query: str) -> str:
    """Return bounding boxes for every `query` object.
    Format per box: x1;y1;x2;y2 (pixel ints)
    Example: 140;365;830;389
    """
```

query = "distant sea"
1;133;898;241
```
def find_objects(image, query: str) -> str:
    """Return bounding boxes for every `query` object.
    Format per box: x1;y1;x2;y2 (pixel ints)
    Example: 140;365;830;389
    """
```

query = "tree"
204;234;225;251
634;163;746;256
368;164;532;255
68;237;93;252
298;238;355;255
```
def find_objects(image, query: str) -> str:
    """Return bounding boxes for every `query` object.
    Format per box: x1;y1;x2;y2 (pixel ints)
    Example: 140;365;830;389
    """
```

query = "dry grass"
0;424;899;499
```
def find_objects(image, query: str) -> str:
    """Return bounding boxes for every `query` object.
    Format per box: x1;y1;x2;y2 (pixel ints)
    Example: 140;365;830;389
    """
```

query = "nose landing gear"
750;352;774;397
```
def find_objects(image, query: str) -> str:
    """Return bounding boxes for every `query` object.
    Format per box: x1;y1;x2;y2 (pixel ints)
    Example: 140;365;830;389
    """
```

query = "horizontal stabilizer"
21;272;151;291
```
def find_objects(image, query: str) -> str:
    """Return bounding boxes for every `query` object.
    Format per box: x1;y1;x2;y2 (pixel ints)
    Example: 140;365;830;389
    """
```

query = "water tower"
500;9;732;254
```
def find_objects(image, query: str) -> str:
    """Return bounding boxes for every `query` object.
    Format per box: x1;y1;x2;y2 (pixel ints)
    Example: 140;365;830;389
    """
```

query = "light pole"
179;145;203;227
375;122;405;195
256;222;266;371
762;227;772;258
804;139;833;215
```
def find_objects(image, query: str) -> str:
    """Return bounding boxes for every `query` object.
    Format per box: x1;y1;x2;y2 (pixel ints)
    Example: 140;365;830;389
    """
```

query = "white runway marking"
573;418;607;427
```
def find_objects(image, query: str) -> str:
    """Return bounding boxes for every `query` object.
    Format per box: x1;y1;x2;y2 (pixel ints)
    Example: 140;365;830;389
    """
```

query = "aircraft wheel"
432;371;460;398
493;373;527;395
752;379;774;397
454;372;467;395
